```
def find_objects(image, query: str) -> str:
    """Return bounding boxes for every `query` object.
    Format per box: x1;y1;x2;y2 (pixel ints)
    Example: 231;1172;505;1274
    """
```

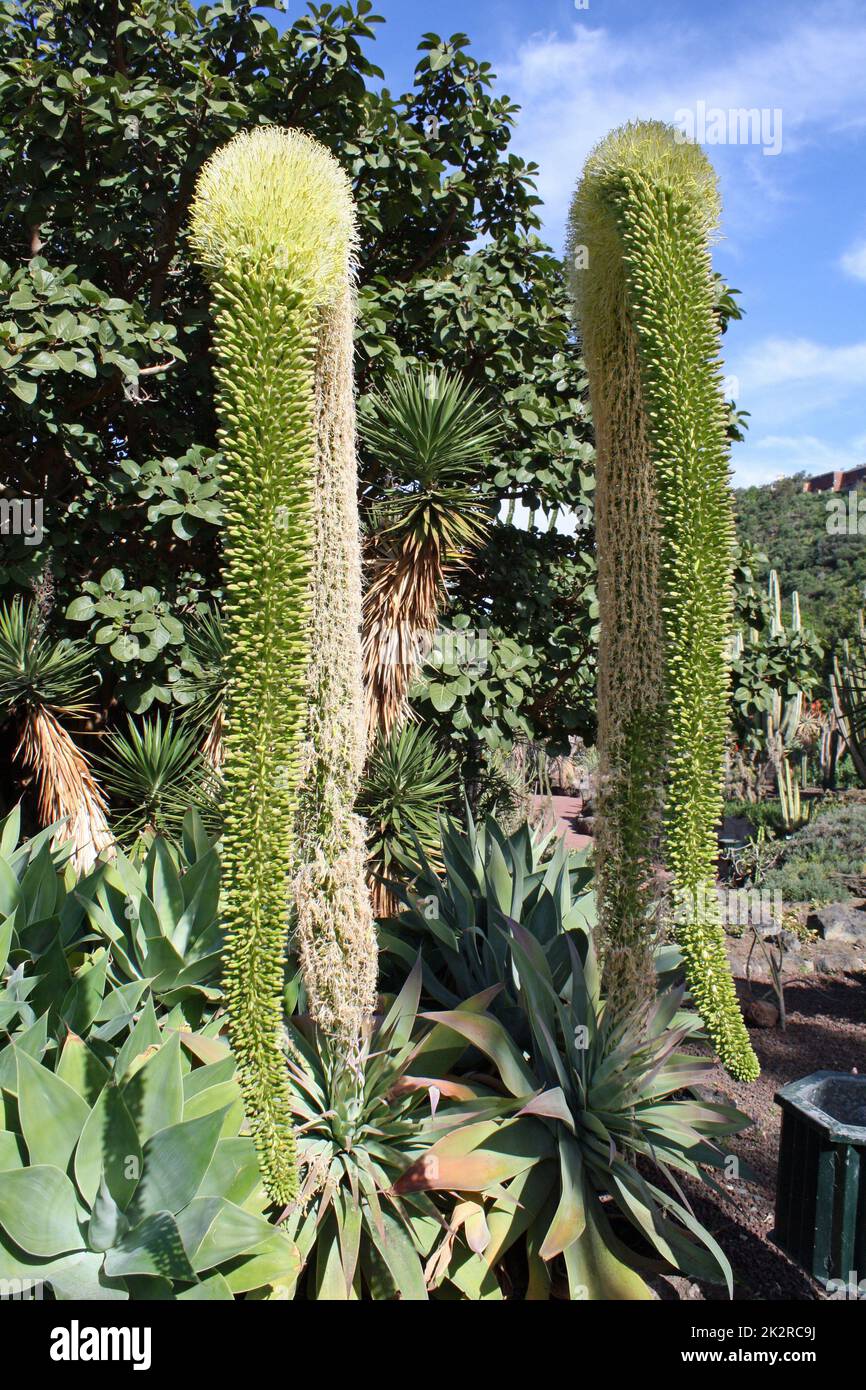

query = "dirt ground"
665;942;866;1301
535;794;865;1300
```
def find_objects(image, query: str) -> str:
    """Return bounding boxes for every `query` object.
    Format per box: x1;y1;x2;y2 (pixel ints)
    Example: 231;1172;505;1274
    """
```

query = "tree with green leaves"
0;0;596;765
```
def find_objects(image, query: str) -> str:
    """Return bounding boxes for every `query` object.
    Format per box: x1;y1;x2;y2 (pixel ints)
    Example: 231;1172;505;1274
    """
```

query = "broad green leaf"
16;1047;89;1171
539;1136;586;1260
561;1195;652;1301
88;1174;128;1252
0;1013;49;1094
177;1196;276;1273
177;1271;233;1300
75;1084;142;1210
103;1210;195;1281
421;1008;536;1097
120;1031;183;1139
0;1166;82;1257
132;1107;226;1219
222;1231;301;1294
56;1032;110;1106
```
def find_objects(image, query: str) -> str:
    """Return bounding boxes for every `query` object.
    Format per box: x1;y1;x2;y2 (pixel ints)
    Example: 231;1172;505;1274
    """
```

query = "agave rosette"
397;925;752;1299
280;961;536;1300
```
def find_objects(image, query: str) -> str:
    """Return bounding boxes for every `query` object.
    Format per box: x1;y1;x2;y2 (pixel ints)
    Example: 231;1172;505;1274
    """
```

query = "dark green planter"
774;1071;866;1286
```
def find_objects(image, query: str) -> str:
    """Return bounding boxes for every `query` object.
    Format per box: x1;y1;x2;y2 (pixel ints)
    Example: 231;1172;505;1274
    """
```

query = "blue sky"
281;0;866;488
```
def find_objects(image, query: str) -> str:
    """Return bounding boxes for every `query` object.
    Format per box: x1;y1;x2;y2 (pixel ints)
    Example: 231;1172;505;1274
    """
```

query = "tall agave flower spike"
568;120;759;1083
190;126;358;1203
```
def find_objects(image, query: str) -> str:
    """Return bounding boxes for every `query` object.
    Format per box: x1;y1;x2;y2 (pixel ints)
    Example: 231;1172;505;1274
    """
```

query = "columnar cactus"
190;127;356;1202
568;121;759;1082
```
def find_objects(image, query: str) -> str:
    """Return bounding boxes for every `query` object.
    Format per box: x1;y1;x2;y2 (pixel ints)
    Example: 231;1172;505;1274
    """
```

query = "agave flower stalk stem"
568;121;758;1082
191;127;356;1202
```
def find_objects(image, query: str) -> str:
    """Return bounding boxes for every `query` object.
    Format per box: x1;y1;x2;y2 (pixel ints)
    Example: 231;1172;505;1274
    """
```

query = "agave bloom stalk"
190;127;355;1203
568;121;758;1082
293;279;378;1049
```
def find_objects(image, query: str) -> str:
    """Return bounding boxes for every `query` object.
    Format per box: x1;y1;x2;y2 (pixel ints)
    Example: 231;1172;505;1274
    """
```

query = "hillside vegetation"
734;474;866;647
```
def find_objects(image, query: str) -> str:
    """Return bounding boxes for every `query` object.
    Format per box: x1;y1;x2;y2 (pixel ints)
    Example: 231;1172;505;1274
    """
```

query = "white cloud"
841;240;866;281
496;3;866;250
731;337;866;391
732;432;866;489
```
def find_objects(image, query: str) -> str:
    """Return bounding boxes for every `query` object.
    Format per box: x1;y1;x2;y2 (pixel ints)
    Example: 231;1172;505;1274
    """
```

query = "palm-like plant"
173;606;227;769
0;597;112;873
360;368;500;740
97;713;221;848
357;722;457;916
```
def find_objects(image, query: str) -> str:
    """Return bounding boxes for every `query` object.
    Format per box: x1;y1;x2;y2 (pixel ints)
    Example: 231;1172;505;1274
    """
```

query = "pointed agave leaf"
120;1030;184;1139
480;1162;554;1272
60;950;109;1036
518;1086;575;1132
103;1210;196;1282
199;1137;264;1209
378;955;422;1049
395;1116;550;1194
334;1186;363;1297
184;1192;282;1273
421;1008;536;1098
314;1209;350;1300
16;1047;90;1171
0;1012;49;1094
113;995;162;1080
177;1271;234;1300
88;1173;129;1252
366;1207;428;1301
222;1230;301;1294
132;1106;227;1220
539;1136;587;1262
0;859;20;920
75;1082;143;1210
409;982;503;1076
0;1131;25;1172
0;804;21;860
0;915;12;974
561;1193;653;1301
146;836;185;934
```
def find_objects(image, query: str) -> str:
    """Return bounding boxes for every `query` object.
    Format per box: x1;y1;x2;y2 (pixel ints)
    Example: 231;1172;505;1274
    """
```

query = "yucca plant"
0;597;112;874
568;121;758;1081
398;925;751;1299
281;962;525;1300
174;606;227;769
360;367;500;740
97;713;221;848
0;1024;299;1300
357;722;458;917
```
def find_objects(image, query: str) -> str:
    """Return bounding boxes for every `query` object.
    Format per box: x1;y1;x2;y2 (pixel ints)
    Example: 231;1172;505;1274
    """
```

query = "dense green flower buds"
568;121;759;1083
190;128;356;1203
